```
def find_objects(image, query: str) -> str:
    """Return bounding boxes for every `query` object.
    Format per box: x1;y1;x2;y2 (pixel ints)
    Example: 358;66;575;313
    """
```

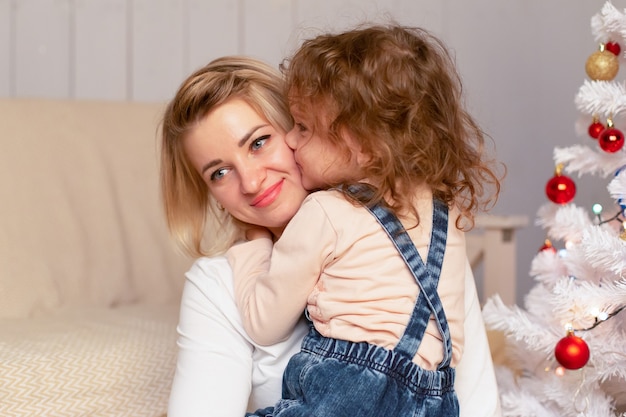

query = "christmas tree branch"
554;145;626;177
575;80;626;118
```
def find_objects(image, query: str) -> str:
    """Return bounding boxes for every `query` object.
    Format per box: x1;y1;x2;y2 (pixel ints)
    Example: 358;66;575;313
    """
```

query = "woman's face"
184;98;308;236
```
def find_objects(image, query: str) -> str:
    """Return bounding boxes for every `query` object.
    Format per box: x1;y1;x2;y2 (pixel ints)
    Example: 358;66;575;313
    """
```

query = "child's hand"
245;225;272;241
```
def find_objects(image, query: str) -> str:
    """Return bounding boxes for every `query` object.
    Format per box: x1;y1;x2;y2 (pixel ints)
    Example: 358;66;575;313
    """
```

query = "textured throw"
0;305;177;417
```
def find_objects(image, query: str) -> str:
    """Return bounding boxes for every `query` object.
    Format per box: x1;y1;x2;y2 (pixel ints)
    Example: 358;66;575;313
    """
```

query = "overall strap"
343;185;453;369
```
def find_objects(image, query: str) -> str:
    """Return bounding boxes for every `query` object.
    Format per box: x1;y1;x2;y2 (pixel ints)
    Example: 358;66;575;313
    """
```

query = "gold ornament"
585;50;619;81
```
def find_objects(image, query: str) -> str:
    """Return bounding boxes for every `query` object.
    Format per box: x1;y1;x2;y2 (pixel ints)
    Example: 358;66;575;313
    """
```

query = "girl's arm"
227;195;334;345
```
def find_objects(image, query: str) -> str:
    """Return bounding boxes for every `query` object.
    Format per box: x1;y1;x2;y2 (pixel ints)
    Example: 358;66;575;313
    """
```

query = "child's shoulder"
299;189;364;220
297;189;374;232
304;189;353;206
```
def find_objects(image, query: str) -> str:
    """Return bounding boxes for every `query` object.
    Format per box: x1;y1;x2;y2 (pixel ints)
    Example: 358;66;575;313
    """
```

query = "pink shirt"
227;188;465;370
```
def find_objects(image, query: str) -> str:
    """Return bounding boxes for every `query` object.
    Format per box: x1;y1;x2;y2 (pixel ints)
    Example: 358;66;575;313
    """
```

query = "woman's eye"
251;135;270;151
296;122;307;132
209;167;229;181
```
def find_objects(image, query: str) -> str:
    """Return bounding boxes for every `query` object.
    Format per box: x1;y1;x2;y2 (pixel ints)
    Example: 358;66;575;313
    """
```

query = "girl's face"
286;105;362;190
184;98;308;236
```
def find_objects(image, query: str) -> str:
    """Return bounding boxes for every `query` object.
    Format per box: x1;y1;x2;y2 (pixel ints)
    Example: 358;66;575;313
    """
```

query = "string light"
589;306;610;322
573;304;626;332
596;208;625;226
592;203;603;215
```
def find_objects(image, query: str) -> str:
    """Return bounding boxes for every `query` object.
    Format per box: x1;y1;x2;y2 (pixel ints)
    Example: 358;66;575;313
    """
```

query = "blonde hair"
282;24;503;228
160;56;293;257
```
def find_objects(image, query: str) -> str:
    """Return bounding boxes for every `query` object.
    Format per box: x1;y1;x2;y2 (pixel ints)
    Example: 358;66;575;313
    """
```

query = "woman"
161;56;501;417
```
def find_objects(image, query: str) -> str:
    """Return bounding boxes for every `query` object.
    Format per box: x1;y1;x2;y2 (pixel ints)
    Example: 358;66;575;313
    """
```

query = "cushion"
0;304;177;416
0;99;190;318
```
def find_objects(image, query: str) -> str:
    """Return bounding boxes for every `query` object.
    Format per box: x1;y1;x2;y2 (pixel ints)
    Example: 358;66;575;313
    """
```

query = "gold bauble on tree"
585;48;619;81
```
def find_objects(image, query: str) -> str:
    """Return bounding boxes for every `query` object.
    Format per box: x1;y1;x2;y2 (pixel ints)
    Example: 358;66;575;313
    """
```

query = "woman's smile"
252;179;284;208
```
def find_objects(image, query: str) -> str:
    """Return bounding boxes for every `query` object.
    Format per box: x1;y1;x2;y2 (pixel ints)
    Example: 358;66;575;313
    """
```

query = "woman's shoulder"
179;254;309;362
189;254;230;271
184;255;236;298
178;255;253;343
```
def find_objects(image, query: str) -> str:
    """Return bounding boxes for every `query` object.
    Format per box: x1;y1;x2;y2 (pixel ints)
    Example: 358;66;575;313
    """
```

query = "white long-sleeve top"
166;255;501;417
167;256;308;417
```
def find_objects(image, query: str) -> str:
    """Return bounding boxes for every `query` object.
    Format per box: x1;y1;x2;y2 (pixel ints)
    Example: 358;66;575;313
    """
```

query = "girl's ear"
355;147;371;166
342;129;370;166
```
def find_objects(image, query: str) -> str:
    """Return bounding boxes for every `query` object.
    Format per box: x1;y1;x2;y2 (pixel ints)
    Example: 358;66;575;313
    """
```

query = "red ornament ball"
588;121;605;139
546;174;576;204
599;127;625;153
554;334;590;370
606;41;622;56
539;239;557;253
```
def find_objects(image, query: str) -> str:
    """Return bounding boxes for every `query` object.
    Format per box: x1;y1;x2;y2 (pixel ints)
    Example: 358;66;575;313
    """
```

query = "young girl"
226;24;502;416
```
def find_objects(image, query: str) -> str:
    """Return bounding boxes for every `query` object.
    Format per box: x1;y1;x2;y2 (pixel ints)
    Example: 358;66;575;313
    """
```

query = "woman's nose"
239;164;265;194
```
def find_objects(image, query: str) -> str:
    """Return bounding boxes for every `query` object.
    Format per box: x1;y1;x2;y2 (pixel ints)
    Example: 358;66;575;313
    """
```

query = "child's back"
229;186;465;370
228;22;502;417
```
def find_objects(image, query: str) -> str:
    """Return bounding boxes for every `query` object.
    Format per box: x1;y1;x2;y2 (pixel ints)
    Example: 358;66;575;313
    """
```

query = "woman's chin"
302;180;323;192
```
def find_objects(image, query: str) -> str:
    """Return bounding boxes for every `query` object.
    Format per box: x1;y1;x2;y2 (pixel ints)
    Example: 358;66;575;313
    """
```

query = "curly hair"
282;24;503;229
160;56;293;257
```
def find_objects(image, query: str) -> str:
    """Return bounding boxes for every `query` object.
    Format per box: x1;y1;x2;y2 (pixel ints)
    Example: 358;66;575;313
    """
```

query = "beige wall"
1;0;623;304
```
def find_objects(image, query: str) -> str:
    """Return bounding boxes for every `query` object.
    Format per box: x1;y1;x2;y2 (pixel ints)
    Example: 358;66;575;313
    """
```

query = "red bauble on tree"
546;165;576;204
605;41;622;56
554;333;590;370
588;118;605;139
539;239;557;253
599;126;625;153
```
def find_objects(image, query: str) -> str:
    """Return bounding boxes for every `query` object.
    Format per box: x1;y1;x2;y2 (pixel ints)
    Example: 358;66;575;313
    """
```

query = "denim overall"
247;194;459;417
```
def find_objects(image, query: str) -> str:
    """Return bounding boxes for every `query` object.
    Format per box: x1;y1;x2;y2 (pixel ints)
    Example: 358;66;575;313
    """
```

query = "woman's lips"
251;179;284;208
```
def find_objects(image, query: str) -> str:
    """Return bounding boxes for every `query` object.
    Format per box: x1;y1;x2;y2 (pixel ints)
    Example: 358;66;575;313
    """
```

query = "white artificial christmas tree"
482;3;626;416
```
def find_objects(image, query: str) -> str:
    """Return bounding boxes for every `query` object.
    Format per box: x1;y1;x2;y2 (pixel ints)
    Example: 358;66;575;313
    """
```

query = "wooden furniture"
466;215;529;305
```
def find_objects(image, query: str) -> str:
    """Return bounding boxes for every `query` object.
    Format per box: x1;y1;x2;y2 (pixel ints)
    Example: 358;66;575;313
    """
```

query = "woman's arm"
167;257;254;417
455;260;502;417
168;256;307;416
